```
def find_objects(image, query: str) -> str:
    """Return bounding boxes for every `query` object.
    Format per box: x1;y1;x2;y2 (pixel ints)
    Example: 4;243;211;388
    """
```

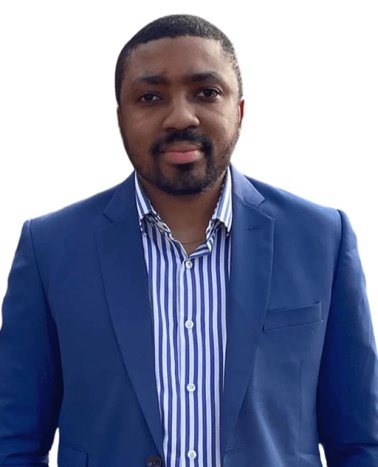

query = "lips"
151;130;213;161
161;143;202;164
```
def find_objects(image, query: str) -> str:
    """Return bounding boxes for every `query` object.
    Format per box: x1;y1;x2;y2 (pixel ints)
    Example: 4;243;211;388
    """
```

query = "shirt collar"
134;168;233;234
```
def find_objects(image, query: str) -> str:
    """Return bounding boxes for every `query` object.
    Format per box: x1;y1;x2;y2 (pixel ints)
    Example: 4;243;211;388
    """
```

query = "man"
0;13;377;467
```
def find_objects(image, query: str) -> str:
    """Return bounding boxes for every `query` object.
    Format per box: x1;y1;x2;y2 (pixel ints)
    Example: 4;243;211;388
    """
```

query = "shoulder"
238;174;359;290
28;185;117;239
234;169;342;231
19;176;136;270
231;168;345;262
29;175;135;236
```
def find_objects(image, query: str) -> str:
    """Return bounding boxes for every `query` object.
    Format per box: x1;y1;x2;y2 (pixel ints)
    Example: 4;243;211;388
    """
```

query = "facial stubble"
120;125;240;196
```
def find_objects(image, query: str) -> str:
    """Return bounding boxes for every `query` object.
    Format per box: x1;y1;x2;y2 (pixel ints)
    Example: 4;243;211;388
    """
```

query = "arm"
0;221;63;466
317;211;378;466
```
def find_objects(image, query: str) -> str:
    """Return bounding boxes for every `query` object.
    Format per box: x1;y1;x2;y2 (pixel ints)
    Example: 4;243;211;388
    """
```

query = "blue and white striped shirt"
135;170;232;467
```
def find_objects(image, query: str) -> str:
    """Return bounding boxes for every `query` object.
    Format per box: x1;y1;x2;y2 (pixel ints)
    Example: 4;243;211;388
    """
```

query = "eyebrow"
186;71;225;84
133;71;226;86
134;74;168;85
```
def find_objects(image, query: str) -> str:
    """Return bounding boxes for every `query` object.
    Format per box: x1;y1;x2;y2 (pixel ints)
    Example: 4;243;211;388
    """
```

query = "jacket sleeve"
0;221;63;466
317;210;378;466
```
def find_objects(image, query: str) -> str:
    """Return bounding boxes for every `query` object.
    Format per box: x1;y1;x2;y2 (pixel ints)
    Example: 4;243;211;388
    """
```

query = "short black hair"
114;14;243;105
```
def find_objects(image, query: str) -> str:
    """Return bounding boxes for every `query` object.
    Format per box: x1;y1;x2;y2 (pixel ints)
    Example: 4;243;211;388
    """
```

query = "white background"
0;1;377;465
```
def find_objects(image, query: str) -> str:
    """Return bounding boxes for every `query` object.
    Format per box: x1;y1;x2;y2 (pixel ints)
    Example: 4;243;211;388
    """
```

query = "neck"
139;174;225;250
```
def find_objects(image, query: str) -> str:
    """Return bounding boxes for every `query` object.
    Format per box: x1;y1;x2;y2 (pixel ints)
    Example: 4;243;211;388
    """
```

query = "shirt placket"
178;255;198;466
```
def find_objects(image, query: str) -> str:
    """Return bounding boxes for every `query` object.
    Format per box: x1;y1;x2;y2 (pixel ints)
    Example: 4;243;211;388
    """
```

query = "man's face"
117;36;244;196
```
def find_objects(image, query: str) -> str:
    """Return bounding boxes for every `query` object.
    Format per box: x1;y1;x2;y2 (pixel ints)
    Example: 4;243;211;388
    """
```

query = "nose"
162;96;200;131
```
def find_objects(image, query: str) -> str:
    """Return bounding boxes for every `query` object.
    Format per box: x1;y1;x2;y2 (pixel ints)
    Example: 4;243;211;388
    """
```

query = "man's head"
116;15;244;197
115;14;243;105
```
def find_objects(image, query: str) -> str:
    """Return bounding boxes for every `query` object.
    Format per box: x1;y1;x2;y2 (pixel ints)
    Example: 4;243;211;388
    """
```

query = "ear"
238;99;245;128
117;106;123;128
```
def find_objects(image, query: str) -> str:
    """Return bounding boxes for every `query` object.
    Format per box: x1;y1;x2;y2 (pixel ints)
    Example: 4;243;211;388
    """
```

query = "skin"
117;36;244;253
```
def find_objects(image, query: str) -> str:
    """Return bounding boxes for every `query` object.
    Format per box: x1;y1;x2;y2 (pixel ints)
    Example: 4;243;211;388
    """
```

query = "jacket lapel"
95;174;164;455
221;168;275;455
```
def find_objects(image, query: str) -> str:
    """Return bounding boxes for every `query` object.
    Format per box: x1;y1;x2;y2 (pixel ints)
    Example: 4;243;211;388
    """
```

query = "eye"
138;93;161;102
196;88;221;99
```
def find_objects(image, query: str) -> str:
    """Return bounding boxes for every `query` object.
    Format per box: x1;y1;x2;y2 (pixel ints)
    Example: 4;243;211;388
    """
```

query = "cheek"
204;106;240;136
124;115;160;147
212;120;239;147
123;124;150;152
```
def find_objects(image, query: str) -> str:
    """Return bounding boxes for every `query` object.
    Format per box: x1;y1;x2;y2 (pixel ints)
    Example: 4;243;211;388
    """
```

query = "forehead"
122;36;238;90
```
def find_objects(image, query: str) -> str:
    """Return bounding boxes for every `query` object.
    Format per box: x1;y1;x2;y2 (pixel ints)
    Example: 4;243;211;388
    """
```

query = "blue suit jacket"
1;167;377;466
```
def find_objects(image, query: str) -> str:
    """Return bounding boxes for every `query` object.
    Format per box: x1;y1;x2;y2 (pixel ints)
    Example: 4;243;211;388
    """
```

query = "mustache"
151;130;213;158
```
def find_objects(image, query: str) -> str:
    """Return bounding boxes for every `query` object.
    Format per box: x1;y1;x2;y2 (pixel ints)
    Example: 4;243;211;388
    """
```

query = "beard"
121;127;240;196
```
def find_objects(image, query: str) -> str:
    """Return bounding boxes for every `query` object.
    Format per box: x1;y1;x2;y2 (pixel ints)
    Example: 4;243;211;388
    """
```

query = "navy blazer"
0;167;377;466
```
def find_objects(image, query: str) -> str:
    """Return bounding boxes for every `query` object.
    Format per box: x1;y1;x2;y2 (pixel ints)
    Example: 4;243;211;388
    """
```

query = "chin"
156;172;224;196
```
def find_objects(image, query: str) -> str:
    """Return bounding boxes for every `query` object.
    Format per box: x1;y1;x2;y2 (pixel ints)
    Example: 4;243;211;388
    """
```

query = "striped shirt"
135;170;232;467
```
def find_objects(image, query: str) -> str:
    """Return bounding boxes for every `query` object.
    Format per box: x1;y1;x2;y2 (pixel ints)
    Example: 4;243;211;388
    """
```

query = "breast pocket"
58;442;88;467
263;302;322;331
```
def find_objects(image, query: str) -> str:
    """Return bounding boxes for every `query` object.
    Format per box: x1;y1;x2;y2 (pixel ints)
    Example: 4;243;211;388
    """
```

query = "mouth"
161;143;202;164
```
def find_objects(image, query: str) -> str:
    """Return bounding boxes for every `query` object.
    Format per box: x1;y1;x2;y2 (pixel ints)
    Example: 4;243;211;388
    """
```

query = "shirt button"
187;450;197;459
185;260;193;269
185;320;194;329
187;383;196;392
156;221;169;232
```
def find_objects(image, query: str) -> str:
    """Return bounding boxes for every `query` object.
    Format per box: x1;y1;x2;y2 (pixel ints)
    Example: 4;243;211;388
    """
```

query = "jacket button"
146;455;162;467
